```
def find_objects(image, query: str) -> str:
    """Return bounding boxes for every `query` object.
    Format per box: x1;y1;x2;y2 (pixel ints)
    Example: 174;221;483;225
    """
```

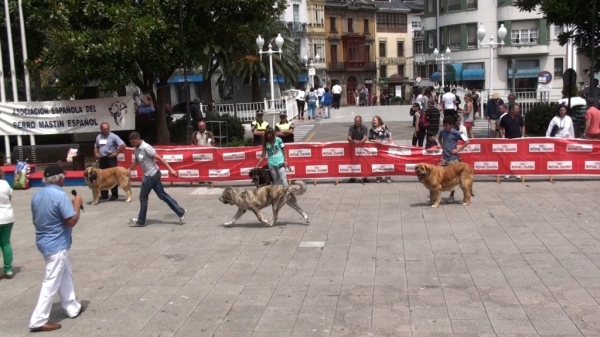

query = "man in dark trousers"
94;123;126;201
485;93;504;138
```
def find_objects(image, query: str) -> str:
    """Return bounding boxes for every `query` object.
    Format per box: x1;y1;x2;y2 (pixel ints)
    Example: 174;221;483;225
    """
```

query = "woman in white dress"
546;105;575;138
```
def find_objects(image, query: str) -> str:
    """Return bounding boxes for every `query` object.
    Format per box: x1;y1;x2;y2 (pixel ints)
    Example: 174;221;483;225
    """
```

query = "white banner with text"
0;96;136;135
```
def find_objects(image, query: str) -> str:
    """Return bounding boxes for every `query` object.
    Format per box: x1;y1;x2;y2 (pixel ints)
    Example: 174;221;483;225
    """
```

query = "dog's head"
415;163;432;181
84;167;98;184
218;187;235;205
249;168;264;185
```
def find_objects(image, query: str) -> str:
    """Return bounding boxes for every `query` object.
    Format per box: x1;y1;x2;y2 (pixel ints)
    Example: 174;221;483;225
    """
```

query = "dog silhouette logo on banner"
109;101;128;126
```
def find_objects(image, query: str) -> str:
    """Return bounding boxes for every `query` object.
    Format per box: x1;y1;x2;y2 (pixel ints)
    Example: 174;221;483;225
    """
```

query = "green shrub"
524;103;557;136
227;137;254;147
391;96;402;102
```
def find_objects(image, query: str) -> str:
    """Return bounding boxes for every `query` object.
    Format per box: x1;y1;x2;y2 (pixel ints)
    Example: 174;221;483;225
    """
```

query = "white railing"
453;87;555;115
172;94;298;123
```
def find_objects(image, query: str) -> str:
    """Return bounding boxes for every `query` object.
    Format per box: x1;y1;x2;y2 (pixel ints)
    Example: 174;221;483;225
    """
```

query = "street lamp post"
477;23;508;97
256;34;284;110
433;47;451;88
303;53;320;89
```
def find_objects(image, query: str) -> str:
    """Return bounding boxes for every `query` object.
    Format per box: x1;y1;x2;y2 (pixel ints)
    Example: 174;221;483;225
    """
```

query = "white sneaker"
515;176;521;179
179;209;187;225
129;218;144;227
504;175;510;179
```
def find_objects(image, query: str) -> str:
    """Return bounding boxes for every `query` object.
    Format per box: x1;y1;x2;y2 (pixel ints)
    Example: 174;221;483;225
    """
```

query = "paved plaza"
3;177;600;336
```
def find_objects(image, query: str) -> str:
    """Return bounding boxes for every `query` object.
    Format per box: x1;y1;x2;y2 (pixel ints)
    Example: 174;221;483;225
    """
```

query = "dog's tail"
290;181;307;196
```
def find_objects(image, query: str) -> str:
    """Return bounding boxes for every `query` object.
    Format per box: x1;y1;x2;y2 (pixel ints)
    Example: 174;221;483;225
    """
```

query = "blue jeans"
138;171;184;225
307;101;316;118
269;165;288;187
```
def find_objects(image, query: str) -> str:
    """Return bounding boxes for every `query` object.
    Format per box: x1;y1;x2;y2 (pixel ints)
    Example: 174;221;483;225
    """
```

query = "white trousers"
29;249;81;329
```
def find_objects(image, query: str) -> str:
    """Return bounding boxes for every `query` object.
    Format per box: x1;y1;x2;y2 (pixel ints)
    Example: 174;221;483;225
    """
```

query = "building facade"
306;0;328;88
420;0;576;98
373;0;411;101
281;0;311;65
325;0;377;105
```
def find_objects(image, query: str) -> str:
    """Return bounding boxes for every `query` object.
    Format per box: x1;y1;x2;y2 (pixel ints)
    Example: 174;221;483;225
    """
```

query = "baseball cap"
44;164;66;177
256;110;264;116
279;111;287;117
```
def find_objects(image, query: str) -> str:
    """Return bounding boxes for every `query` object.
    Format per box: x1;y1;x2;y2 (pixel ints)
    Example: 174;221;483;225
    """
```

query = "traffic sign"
563;68;577;87
538;71;553;85
416;76;422;83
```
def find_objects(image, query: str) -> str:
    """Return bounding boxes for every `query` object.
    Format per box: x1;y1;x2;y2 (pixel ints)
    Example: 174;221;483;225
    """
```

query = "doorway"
347;76;358;105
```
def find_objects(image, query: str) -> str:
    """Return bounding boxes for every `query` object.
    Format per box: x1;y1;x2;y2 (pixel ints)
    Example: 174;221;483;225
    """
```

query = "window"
293;4;299;22
448;26;461;50
439;0;445;13
464;62;484;69
294;39;301;59
412;21;421;29
329;17;337;32
467;0;477;9
427;0;434;13
397;65;405;78
397;41;404;57
448;0;461;11
428;31;435;49
509;59;540;69
347;18;354;33
309;38;326;61
379;41;386;57
364;45;371;62
330;45;338;62
376;13;408;33
467;24;478;48
364;19;370;33
511;29;539;45
311;5;324;27
554;58;564;78
554;25;563;39
415;40;424;54
380;65;387;78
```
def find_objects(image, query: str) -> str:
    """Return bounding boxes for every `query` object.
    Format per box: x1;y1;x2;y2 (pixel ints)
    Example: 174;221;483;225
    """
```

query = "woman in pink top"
585;106;600;139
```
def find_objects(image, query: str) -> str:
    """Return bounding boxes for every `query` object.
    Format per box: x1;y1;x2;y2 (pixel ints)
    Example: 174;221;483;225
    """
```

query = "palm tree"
230;18;302;102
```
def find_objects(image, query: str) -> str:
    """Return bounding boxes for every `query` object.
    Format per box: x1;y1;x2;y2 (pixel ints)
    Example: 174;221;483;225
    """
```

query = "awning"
508;68;540;79
444;63;463;82
260;76;285;83
430;72;441;82
298;75;308;83
462;69;485;81
168;74;203;84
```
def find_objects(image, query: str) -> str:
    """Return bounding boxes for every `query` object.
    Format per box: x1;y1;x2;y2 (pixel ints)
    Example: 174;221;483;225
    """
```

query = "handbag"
550;125;559;137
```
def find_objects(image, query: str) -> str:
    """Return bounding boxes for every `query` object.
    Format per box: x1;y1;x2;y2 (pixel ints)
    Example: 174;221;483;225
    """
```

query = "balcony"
413;30;424;39
328;61;376;71
287;22;307;35
308;22;324;28
498;44;549;56
378;57;407;66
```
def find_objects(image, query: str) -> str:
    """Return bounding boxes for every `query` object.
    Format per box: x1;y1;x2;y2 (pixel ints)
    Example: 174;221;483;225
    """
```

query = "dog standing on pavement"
218;181;310;227
83;166;132;205
415;162;475;208
249;167;272;187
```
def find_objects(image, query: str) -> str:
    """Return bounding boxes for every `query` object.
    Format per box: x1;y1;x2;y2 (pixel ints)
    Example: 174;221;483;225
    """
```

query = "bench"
11;144;86;171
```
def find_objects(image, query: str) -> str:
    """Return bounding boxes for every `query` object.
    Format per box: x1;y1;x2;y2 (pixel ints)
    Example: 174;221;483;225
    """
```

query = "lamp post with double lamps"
303;53;320;89
433;47;451;88
256;34;285;110
477;23;508;97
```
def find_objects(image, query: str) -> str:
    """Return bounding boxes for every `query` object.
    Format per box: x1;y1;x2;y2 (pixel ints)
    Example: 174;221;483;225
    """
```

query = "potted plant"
390;96;403;106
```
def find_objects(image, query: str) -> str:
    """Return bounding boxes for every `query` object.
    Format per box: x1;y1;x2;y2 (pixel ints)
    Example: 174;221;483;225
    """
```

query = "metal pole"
231;75;237;118
268;44;275;110
18;0;34;145
441;60;445;88
591;0;597;107
0;34;8;163
5;0;22;146
512;58;516;94
179;0;193;144
489;40;494;97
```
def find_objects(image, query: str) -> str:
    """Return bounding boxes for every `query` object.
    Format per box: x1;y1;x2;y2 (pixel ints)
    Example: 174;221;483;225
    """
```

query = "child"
425;132;439;152
439;115;469;202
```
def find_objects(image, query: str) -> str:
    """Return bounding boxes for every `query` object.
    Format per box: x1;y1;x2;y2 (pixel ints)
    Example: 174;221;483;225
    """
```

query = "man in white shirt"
332;83;342;109
441;87;457;119
317;86;325;108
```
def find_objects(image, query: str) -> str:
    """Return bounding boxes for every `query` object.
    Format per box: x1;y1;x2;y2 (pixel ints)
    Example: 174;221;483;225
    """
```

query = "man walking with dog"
29;165;85;332
438;115;470;202
127;132;187;227
94;123;126;201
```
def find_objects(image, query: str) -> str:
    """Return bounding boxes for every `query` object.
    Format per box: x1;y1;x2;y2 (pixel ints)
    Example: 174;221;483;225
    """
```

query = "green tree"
39;0;287;144
515;0;599;71
231;18;303;102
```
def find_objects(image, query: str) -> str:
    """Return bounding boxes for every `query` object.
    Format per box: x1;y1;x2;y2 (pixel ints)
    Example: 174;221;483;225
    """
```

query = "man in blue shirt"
29;165;85;332
438;115;470;202
94;123;126;201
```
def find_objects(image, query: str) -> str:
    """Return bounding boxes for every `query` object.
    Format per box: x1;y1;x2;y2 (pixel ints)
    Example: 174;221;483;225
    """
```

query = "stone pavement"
2;178;600;336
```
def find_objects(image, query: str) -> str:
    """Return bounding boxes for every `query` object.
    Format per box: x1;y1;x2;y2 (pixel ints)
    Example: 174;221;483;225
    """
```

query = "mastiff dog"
249;167;272;187
84;166;132;205
416;162;475;208
219;181;310;227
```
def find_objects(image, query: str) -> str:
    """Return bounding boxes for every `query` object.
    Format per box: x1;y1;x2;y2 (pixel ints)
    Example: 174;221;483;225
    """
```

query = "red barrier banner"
117;138;600;183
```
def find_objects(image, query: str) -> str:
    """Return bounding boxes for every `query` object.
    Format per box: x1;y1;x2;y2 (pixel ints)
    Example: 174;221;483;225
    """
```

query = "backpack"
419;111;430;129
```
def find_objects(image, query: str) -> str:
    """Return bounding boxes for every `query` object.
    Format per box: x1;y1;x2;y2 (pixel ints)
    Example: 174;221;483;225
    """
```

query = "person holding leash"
256;127;289;187
94;123;126;201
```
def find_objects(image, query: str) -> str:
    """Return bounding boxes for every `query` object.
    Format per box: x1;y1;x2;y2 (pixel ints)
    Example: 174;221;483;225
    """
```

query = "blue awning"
260;76;285;83
298;75;308;83
168;74;203;83
430;72;441;82
445;63;464;82
462;69;485;81
508;68;540;79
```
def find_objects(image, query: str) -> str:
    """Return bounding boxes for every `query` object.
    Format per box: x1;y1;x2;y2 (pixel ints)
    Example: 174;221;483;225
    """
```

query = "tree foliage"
38;0;287;144
515;0;599;72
